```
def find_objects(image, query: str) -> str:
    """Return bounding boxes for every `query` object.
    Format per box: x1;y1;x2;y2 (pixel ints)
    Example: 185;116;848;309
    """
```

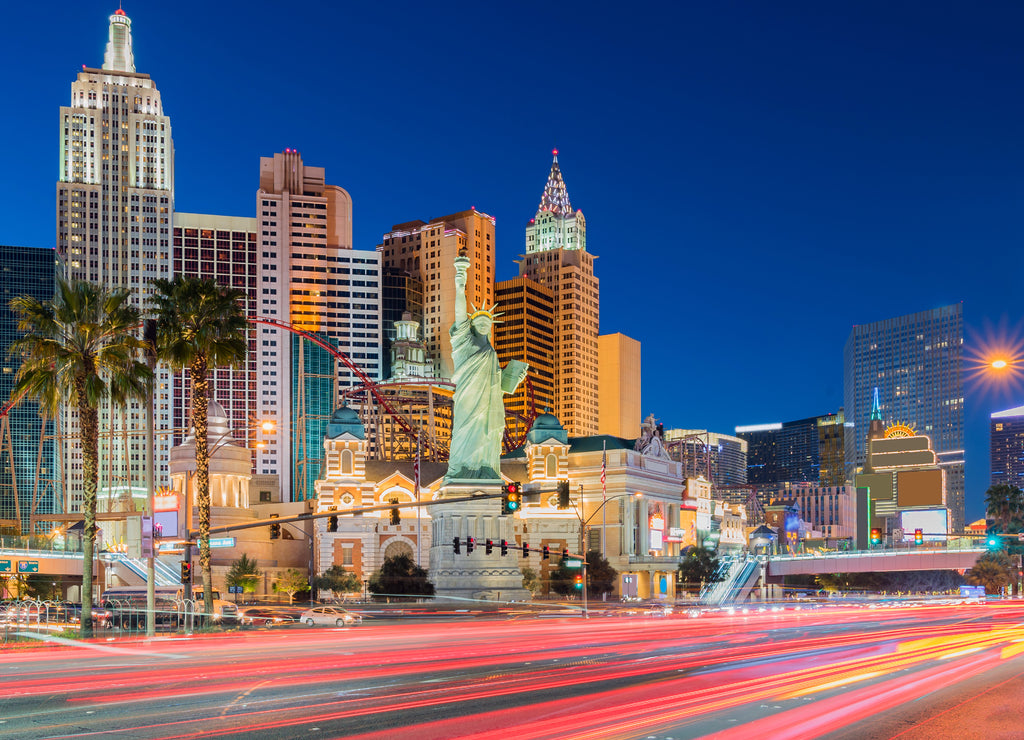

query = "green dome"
527;411;568;445
325;405;365;440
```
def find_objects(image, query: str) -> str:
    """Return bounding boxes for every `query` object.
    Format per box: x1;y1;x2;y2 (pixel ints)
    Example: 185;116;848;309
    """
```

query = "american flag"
413;440;420;493
601;440;607;500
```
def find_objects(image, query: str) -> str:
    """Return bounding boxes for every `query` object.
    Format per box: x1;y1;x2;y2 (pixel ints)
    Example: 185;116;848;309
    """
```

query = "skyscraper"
255;150;381;500
843;304;964;531
598;333;641;440
378;209;495;380
736;411;845;487
171;213;258;462
0;246;58;533
493;276;555;443
56;9;174;513
519;151;599;437
990;406;1024;490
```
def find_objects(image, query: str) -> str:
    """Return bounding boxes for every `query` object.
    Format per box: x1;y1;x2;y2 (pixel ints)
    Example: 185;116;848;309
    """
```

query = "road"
2;601;1023;739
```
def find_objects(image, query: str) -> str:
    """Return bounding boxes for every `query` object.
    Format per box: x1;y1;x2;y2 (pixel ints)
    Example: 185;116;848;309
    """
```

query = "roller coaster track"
250;316;439;457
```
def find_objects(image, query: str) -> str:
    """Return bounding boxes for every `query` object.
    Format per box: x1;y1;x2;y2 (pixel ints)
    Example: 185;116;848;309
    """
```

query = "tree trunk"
77;379;99;638
191;357;214;620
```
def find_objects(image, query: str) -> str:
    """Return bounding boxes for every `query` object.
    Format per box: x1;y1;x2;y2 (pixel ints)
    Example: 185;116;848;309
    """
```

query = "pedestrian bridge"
0;548;179;586
767;547;988;577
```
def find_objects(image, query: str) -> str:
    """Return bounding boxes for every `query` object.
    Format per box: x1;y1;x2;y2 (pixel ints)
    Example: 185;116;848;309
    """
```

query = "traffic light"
502;482;523;515
328;515;338;532
389;498;400;525
557;480;570;509
486;539;494;555
467;537;475;554
542;545;550;560
574;574;583;590
180;561;192;584
522;542;529;558
500;539;509;556
453;537;461;554
269;514;280;540
562;548;570;561
914;528;923;545
870;528;882;546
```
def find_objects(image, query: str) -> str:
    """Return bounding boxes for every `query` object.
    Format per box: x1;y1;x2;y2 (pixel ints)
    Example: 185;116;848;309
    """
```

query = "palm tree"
966;552;1014;595
149;276;247;618
10;279;150;637
984;483;1024;532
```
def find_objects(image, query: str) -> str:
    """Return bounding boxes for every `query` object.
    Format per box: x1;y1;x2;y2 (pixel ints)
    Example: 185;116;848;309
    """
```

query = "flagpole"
601;441;607;558
414;437;421;567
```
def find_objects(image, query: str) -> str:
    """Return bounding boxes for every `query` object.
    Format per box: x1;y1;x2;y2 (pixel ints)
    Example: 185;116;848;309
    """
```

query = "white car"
300;606;363;627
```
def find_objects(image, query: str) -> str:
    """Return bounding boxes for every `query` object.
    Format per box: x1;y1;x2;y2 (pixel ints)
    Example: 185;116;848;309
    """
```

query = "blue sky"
2;1;1023;520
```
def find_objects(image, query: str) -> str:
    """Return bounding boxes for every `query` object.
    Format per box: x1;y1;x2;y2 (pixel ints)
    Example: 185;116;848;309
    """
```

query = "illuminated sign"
209;537;237;549
154;493;179;512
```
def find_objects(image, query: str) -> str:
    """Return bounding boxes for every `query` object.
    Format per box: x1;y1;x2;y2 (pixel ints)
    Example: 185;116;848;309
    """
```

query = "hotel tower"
519;151;599;437
56;9;174;513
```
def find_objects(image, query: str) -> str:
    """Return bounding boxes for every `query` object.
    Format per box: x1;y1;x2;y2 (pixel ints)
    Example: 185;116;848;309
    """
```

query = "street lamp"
573;491;643;618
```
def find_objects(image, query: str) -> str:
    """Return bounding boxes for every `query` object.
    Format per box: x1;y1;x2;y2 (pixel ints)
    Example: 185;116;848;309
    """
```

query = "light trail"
3;602;1024;739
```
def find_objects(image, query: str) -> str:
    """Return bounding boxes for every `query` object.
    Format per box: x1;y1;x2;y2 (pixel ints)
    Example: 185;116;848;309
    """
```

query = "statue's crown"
469;301;503;323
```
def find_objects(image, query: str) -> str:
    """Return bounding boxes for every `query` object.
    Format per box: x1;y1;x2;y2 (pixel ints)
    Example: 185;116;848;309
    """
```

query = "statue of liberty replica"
429;251;531;601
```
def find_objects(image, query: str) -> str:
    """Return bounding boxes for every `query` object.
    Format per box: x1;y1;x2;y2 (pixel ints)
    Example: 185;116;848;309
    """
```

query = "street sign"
209;537;237;549
0;560;10;573
565;559;583;569
228;586;242;594
18;561;39;573
1018;532;1024;542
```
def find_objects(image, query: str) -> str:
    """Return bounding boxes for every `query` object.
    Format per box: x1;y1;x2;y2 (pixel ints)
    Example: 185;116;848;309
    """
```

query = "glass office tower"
843;304;964;531
0;246;58;533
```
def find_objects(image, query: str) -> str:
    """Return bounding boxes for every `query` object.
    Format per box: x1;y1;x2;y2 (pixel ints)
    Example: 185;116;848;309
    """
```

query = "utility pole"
144;320;157;637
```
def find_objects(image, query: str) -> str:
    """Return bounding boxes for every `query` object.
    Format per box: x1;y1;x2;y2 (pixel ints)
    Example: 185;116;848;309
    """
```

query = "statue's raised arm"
445;254;528;483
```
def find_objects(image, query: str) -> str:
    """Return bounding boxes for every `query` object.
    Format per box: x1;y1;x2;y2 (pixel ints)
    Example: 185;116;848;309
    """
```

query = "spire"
870;387;882;421
102;8;136;73
538;149;573;216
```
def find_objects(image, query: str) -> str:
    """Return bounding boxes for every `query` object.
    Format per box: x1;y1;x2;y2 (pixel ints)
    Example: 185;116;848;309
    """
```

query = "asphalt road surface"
2;601;1023;739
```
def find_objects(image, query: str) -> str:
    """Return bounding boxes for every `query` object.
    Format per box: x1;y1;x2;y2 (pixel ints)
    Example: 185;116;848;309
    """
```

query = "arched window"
341;449;353;476
545;454;557;478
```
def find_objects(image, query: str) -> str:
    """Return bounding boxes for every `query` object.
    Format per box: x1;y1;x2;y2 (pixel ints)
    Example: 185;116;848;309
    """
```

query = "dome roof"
325;404;365;440
208;399;227;420
531;412;563;431
526;411;568;445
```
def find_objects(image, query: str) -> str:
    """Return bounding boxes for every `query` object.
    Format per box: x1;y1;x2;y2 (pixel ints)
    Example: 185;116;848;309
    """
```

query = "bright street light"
991;358;1009;370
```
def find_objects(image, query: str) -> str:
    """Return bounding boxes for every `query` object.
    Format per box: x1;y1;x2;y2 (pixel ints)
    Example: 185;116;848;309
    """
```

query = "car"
239;607;298;627
300;606;362;627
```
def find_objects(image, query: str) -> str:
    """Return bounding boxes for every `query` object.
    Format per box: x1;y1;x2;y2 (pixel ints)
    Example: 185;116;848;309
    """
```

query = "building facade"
519;152;599;437
843;305;964;531
598;333;642;440
0;246;58;533
56;9;175;514
379;209;496;381
736;411;845;487
314;411;691;601
171;213;258;467
664;429;748;487
493;276;555;443
990;406;1024;490
255;149;381;501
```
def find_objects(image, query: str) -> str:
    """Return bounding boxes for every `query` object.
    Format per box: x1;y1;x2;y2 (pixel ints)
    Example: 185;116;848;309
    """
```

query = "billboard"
858;473;893;502
898;509;948;541
896;469;943;508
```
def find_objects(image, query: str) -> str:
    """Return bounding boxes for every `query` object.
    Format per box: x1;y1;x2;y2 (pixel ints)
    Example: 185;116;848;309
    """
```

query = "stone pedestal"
429;483;531;602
